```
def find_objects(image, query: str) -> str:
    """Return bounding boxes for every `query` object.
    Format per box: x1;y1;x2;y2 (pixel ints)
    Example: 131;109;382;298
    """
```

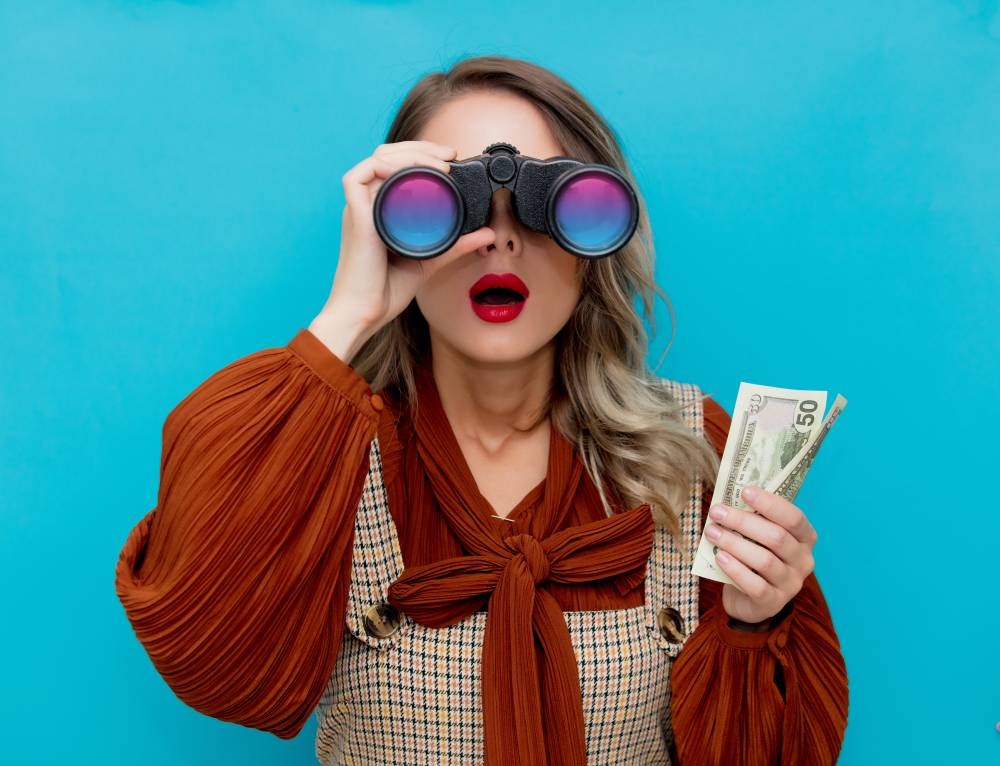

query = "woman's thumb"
458;226;496;254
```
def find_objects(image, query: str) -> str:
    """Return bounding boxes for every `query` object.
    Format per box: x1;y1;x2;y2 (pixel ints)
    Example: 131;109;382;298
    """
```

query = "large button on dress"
363;601;401;638
656;606;686;643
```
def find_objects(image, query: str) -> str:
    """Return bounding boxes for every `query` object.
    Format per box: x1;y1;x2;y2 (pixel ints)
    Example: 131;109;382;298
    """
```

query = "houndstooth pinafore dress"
314;379;706;766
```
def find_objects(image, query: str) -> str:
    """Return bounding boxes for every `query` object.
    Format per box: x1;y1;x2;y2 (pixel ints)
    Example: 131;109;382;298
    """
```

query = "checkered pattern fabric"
314;379;706;766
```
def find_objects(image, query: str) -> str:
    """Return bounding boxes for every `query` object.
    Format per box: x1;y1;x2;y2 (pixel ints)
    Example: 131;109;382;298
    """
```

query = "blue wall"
2;1;997;763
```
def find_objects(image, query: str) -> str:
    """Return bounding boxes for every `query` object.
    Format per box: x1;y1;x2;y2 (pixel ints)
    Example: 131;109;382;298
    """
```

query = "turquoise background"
2;1;998;763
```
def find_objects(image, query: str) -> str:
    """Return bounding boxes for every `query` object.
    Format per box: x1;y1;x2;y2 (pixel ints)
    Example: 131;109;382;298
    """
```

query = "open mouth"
471;286;526;305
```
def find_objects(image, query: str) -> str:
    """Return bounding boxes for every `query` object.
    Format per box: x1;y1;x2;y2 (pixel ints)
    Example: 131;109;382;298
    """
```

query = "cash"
692;383;848;586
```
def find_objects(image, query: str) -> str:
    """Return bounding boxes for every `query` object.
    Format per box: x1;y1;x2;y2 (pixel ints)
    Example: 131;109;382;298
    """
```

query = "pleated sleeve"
113;327;391;739
669;397;850;765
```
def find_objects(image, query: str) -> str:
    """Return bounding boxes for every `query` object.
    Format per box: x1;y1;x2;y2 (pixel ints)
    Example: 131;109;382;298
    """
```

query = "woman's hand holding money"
705;484;818;626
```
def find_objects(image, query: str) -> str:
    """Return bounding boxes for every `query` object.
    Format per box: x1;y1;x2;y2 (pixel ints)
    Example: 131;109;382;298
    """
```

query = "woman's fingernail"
742;485;759;502
706;524;721;540
709;505;728;522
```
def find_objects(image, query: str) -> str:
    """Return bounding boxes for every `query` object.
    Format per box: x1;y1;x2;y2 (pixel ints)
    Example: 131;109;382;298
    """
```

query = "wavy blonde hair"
351;55;720;543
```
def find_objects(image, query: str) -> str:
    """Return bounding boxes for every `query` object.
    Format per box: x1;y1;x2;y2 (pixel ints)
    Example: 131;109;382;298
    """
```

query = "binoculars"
372;142;639;260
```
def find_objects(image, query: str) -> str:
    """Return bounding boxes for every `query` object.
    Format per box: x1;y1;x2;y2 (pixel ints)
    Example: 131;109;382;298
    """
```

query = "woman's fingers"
707;519;790;585
415;227;497;281
372;151;452;205
715;550;773;601
342;139;459;230
447;227;497;256
713;488;817;617
375;140;457;160
342;151;453;225
741;486;818;545
342;156;395;224
709;504;799;561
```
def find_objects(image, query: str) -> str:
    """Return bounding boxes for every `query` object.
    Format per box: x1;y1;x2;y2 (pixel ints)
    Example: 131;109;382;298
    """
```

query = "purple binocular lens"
549;170;636;255
377;171;461;255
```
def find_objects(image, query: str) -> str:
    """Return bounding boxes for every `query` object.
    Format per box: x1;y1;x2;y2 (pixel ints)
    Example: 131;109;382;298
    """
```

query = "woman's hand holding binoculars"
310;140;497;364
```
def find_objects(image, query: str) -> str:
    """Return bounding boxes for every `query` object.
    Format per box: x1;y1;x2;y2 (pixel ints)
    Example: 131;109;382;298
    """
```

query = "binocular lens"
379;171;460;255
551;171;636;254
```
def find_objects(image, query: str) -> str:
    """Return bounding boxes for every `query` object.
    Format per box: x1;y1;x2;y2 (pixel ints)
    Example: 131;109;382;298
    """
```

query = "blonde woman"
115;55;848;765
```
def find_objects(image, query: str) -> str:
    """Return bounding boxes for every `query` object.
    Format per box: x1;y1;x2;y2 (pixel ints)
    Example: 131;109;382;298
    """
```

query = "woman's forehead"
418;91;565;161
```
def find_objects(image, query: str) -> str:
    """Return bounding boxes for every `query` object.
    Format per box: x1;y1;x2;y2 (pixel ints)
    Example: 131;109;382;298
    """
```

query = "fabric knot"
388;503;655;766
503;533;550;585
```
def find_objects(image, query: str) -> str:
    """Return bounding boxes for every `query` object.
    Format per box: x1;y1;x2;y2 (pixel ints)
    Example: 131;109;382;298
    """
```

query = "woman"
114;55;848;765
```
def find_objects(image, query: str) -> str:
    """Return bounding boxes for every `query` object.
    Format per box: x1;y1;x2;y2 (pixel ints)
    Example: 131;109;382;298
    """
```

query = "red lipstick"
468;273;530;323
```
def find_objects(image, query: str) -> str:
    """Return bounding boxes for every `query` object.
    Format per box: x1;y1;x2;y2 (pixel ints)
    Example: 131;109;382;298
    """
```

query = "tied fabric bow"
386;362;655;766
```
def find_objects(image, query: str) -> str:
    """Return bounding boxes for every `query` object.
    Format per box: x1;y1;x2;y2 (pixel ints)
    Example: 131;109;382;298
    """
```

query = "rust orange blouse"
114;327;849;765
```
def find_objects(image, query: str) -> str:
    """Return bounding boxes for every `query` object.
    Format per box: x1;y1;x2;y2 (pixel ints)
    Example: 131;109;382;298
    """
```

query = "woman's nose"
480;189;522;257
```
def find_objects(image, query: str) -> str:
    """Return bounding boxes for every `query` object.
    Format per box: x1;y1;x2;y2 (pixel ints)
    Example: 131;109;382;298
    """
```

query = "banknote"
691;383;847;586
767;394;848;503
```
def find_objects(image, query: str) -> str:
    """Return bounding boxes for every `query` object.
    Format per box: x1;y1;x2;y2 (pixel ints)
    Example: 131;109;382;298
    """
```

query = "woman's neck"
427;334;555;457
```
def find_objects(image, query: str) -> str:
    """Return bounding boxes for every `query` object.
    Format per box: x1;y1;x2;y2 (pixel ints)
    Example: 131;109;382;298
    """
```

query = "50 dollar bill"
691;383;848;586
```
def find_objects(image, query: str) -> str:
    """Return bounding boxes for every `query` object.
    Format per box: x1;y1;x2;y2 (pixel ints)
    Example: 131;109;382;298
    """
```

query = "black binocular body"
372;142;639;260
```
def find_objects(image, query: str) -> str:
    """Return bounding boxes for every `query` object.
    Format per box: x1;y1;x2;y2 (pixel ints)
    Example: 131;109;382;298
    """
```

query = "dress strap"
642;379;707;658
342;435;411;649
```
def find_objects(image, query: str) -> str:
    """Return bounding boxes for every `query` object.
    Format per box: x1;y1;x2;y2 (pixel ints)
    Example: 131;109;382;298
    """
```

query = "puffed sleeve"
669;396;850;765
113;327;399;739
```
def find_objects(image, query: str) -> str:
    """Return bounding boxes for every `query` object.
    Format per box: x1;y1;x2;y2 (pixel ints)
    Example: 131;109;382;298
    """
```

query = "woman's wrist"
727;600;794;633
308;308;376;365
727;615;775;633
